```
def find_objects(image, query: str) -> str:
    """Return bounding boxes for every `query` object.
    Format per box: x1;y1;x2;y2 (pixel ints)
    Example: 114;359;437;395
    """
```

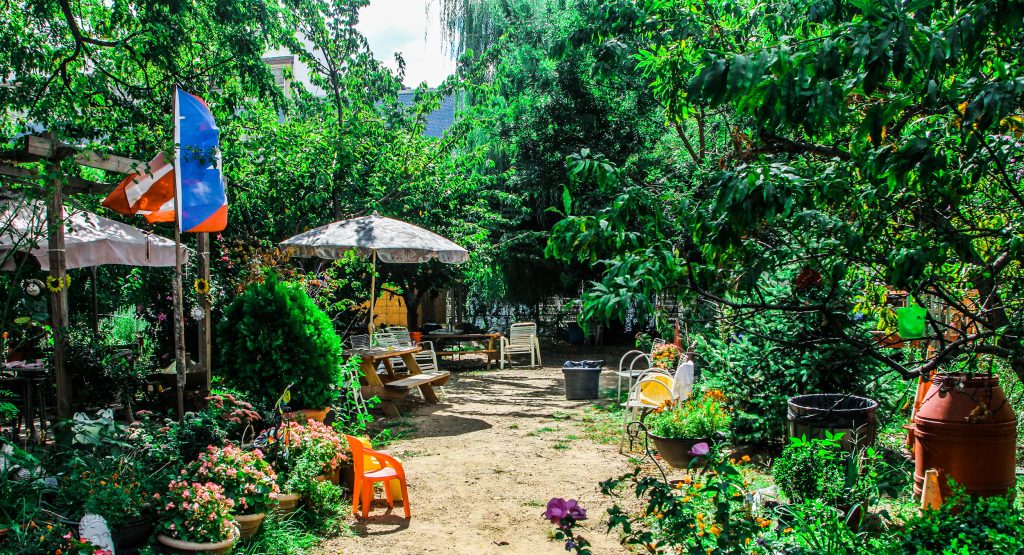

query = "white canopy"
280;213;469;264
0;196;186;270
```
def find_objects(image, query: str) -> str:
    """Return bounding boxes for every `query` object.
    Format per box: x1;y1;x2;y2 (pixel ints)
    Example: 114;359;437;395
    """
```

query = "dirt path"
319;363;633;555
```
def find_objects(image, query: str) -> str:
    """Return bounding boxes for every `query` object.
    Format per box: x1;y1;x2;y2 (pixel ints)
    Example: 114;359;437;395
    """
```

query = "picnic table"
427;332;502;369
348;345;450;417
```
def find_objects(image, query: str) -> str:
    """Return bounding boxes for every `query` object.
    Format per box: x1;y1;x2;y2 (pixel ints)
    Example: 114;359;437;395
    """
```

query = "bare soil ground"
319;347;634;555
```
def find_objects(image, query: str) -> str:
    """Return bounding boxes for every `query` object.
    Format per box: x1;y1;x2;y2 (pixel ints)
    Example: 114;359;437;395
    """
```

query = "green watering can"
895;303;928;339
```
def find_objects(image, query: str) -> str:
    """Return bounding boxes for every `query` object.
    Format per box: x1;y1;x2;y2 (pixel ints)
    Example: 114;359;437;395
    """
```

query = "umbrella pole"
368;251;377;339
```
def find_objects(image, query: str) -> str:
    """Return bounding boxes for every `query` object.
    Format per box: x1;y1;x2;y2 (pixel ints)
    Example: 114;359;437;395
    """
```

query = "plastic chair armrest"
366;448;404;471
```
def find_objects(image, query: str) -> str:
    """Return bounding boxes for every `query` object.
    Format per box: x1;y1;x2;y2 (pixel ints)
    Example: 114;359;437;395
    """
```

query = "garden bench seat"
384;371;450;390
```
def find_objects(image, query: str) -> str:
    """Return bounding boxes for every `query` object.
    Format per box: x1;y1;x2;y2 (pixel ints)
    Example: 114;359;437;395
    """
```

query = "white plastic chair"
499;322;542;369
616;350;654;400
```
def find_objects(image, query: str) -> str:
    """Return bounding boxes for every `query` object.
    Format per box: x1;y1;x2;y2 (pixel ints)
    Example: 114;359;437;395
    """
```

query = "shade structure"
280;213;468;334
0;196;186;270
279;213;469;264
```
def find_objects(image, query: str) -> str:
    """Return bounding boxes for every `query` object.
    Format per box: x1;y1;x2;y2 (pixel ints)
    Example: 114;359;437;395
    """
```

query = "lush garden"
2;0;1024;553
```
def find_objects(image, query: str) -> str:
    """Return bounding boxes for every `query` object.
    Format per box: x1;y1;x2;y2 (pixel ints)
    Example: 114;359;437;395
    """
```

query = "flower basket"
157;525;238;555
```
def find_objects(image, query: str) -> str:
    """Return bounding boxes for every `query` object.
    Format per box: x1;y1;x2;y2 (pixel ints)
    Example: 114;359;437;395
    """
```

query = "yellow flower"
741;455;751;463
710;524;722;536
784;527;794;534
194;278;211;295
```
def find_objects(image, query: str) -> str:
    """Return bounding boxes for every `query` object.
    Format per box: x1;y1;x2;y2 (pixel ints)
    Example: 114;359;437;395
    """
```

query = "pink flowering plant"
187;445;279;515
154;480;236;543
270;420;348;493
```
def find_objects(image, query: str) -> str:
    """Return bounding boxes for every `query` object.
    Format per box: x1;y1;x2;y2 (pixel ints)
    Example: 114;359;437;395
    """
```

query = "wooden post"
46;161;72;420
197;233;212;391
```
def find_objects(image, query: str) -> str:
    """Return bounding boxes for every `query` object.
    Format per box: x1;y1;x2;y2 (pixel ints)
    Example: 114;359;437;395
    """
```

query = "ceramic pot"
114;515;154;552
156;525;238;555
271;491;303;514
647;434;710;469
234;512;266;540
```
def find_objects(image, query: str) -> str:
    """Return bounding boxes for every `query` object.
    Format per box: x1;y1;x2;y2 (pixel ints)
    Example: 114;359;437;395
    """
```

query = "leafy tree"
0;0;285;154
452;0;673;312
550;0;1024;382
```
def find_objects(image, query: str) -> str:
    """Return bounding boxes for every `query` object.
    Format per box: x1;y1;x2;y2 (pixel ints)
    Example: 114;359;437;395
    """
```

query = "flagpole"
172;85;187;424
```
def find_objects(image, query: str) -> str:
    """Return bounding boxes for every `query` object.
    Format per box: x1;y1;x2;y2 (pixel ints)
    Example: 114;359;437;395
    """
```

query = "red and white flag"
101;152;176;223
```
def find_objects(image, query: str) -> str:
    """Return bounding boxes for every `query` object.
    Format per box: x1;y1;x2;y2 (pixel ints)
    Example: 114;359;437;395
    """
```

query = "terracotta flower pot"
648;434;710;469
282;407;331;423
234;512;266;540
314;466;341;485
271;491;303;514
156;525;238;555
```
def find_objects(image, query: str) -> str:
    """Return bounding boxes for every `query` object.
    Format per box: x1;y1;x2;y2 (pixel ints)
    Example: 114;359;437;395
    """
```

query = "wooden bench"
384;372;450;390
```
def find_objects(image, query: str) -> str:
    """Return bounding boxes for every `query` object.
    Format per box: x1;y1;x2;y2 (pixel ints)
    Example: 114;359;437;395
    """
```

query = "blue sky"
358;0;457;87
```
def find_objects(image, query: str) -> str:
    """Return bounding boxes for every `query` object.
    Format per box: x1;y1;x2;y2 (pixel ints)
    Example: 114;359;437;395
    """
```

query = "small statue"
17;279;49;323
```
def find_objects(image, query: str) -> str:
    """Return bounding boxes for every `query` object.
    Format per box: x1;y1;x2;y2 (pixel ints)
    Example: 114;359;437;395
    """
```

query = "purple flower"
688;442;710;456
544;498;587;523
156;311;168;322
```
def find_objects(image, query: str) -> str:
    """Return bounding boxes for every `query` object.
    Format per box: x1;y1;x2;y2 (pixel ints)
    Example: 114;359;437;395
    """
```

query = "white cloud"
358;0;456;88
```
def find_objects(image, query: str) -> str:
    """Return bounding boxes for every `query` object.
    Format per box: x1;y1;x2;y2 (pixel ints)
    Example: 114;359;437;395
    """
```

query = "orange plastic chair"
344;434;411;518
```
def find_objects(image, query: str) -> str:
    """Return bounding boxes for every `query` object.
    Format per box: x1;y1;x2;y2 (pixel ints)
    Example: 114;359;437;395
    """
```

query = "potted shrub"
154;480;238;554
646;390;731;468
267;420;348;514
218;273;344;413
188;445;279;539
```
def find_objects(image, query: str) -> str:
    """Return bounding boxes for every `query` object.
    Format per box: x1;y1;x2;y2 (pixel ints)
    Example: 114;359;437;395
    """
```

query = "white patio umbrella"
280;213;469;335
0;196;186;270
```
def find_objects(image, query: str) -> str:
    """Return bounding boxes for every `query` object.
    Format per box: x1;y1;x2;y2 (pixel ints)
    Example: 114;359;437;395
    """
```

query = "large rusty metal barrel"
913;374;1017;498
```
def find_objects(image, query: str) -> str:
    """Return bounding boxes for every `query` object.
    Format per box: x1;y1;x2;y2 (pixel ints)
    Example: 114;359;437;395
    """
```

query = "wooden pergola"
0;134;212;420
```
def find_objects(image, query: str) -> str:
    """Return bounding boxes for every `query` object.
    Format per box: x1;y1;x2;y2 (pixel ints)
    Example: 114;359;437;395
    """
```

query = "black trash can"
562;360;605;400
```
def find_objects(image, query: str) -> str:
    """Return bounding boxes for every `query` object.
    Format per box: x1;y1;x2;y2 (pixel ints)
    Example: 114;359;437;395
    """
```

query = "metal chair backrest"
374;333;400;348
348;334;371;350
389;327;414;347
509;322;537;346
